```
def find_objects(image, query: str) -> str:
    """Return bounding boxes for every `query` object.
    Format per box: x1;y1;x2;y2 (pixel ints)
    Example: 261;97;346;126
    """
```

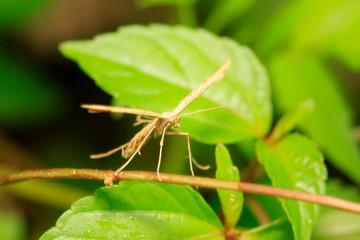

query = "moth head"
171;116;180;128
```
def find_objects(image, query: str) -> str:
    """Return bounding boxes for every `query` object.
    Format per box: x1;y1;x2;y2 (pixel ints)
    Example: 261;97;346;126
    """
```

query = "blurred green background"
1;0;359;239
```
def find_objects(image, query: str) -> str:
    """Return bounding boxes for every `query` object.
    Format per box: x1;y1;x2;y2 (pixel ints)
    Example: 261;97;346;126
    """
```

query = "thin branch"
242;158;260;182
1;168;360;214
245;195;271;225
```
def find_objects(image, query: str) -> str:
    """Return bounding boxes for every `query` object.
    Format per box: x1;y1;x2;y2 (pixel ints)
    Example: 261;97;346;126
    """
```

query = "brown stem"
1;168;360;214
245;195;271;225
242;158;260;182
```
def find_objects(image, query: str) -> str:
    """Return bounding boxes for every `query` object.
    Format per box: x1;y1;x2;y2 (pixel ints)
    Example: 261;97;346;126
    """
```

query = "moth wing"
81;104;162;118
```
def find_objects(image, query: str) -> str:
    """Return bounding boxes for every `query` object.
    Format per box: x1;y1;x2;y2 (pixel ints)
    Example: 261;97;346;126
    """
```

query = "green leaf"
269;99;315;143
257;0;360;70
240;219;293;240
269;54;360;185
324;180;360;203
0;50;66;128
41;181;224;240
215;144;243;228
256;133;327;240
204;0;255;33
0;208;26;240
236;138;256;161
312;180;360;240
245;179;288;223
230;0;287;46
60;24;272;144
290;0;360;70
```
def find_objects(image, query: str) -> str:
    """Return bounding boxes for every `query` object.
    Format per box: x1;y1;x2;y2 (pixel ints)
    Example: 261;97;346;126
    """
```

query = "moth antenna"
179;102;238;117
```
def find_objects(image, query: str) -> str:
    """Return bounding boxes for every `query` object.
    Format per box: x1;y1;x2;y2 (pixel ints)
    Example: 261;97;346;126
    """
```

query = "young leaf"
312;180;360;240
269;54;360;185
215;144;243;228
256;133;327;240
60;24;272;144
240;218;294;240
40;181;224;240
269;99;315;143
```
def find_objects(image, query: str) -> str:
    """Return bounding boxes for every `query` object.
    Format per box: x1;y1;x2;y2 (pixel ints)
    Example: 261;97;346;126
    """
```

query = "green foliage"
5;0;359;238
256;134;327;240
269;99;315;143
0;208;26;240
240;219;293;240
60;24;272;143
269;54;360;185
248;0;360;185
204;0;255;33
312;180;360;240
136;0;198;26
215;144;243;228
55;16;356;238
40;181;224;240
257;0;360;70
136;0;196;8
0;51;66;128
0;0;49;28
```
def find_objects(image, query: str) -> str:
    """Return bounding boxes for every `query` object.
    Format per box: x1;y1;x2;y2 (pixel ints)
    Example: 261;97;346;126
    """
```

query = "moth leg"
166;132;211;177
91;142;130;159
133;115;153;126
157;127;168;181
